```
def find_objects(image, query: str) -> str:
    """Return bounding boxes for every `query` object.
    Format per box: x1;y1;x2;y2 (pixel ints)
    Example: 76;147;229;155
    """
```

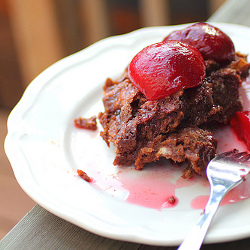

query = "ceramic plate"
5;23;250;246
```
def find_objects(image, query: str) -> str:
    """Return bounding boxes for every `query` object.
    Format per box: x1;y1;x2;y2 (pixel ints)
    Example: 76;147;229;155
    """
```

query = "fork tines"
219;149;250;163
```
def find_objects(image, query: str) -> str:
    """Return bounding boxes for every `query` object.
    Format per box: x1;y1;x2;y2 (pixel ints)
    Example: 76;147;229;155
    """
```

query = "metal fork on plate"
178;149;250;250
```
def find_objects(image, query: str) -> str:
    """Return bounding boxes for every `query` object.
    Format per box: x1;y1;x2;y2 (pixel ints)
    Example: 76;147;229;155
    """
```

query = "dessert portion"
98;23;250;178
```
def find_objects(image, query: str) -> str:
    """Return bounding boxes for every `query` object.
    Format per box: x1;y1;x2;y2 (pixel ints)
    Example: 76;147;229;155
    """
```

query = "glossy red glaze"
163;23;235;62
128;40;206;100
230;111;250;150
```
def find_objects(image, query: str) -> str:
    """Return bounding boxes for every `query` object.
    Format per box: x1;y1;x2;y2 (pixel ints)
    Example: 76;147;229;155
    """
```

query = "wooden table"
2;0;250;249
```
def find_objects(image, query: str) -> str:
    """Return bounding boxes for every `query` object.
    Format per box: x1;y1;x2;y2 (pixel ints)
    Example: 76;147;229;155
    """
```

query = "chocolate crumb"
74;116;97;130
168;195;176;204
77;169;91;182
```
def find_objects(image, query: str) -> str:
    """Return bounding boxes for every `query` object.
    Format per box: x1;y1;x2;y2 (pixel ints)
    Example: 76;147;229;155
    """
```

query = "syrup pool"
71;80;250;211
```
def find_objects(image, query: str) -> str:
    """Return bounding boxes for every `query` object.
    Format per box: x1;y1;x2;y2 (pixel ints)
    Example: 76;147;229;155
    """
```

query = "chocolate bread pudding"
98;23;250;178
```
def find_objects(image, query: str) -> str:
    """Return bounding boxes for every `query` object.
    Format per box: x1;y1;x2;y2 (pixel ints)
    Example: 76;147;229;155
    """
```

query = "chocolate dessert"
98;23;250;178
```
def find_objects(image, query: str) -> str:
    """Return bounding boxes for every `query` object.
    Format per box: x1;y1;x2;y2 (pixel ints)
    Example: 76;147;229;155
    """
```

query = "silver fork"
178;149;250;250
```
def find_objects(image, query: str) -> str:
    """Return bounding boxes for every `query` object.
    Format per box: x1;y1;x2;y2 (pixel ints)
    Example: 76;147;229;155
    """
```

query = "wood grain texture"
8;0;64;87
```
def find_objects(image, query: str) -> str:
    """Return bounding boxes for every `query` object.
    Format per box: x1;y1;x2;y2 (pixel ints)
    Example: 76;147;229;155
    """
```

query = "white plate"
5;23;250;246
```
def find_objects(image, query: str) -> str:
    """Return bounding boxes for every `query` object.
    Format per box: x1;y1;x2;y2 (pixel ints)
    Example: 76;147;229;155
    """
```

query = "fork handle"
177;187;226;250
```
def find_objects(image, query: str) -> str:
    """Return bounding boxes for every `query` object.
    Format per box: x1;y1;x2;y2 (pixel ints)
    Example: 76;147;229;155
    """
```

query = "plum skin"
163;22;236;63
128;40;206;101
